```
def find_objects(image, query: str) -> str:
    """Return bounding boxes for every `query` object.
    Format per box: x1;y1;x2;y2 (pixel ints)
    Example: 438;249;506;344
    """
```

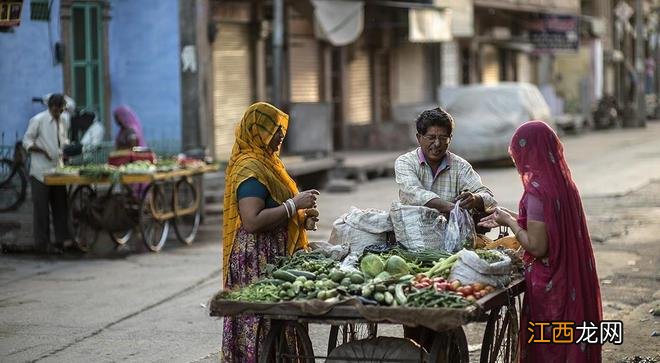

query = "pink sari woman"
114;105;146;149
480;121;602;362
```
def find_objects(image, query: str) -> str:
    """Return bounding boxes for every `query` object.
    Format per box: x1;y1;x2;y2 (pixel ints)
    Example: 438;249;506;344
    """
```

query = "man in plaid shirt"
395;107;497;214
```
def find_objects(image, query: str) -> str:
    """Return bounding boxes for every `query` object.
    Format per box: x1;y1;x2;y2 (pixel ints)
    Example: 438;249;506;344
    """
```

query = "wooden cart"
211;278;525;362
44;164;218;252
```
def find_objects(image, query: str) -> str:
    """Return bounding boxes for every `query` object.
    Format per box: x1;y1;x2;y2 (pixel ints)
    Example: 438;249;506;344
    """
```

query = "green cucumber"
272;270;297;283
287;269;317;280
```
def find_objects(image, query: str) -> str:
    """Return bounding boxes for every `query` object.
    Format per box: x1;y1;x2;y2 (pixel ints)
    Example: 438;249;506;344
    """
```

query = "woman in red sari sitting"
479;121;602;362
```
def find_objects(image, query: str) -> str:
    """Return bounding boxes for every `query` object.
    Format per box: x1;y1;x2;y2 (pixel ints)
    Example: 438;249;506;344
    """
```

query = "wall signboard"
527;14;580;52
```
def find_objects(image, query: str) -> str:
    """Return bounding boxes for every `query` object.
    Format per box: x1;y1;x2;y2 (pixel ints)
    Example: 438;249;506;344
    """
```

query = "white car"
439;82;555;163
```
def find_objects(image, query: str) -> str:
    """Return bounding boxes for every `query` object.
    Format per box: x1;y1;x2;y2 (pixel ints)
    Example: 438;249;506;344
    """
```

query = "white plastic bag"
449;249;512;287
444;203;476;253
328;207;392;269
389;202;447;251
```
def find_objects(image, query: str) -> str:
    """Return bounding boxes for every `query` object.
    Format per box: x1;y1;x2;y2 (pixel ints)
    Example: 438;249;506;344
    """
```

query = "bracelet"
286;199;296;216
283;201;291;218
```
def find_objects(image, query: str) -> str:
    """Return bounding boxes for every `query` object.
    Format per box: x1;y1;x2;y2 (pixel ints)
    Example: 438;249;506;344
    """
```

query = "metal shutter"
212;23;253;161
289;36;320;103
394;43;429;104
346;48;372;125
481;44;499;85
288;7;320;103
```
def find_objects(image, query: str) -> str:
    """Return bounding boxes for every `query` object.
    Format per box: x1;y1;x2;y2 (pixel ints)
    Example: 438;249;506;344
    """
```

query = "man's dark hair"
415;107;454;135
47;94;66;108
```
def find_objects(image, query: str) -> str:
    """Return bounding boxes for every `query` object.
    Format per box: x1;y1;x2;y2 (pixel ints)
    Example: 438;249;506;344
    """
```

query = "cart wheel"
139;184;170;252
327;323;378;356
109;229;132;245
172;177;200;245
429;327;469;363
68;185;98;252
258;321;314;363
480;302;519;363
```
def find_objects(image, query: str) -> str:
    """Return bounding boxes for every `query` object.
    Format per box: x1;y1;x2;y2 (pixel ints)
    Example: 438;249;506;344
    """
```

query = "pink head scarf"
113;105;146;147
509;121;602;362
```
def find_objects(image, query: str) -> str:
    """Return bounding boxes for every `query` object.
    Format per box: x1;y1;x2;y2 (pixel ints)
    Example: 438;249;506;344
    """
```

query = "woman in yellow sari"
222;102;319;362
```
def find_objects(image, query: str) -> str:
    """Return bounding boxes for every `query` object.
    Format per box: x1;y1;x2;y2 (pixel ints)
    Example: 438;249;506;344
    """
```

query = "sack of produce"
449;249;512;287
389;202;446;251
330;207;391;270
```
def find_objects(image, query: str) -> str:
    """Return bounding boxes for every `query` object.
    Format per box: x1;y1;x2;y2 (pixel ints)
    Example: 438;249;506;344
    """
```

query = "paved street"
1;122;660;362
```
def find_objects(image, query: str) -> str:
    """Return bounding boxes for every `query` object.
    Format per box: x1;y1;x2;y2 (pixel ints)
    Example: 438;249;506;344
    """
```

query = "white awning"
312;0;364;46
409;7;452;43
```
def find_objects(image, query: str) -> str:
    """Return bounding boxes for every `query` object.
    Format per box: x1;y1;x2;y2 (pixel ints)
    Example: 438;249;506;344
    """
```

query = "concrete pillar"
179;0;212;152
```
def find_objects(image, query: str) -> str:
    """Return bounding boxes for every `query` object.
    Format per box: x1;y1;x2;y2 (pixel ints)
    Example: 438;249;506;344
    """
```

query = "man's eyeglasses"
421;134;451;144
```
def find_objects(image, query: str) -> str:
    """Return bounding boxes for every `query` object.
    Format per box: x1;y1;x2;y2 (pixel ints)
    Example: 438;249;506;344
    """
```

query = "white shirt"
80;122;104;147
394;148;497;211
22;110;70;182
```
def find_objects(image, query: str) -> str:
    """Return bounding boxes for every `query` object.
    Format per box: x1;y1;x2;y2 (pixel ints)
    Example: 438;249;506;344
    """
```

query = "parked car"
438;82;556;163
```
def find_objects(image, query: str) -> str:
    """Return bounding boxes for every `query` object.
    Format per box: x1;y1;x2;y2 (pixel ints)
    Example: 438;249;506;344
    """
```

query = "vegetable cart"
210;277;525;362
43;164;218;252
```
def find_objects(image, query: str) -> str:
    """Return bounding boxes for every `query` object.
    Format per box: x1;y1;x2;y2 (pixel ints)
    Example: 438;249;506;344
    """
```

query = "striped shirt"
394;148;497;210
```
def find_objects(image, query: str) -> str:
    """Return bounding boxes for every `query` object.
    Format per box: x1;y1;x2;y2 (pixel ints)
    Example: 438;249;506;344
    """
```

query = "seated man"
395;107;497;216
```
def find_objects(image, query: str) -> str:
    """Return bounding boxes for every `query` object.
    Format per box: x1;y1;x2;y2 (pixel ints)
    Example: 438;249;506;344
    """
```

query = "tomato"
472;282;484;291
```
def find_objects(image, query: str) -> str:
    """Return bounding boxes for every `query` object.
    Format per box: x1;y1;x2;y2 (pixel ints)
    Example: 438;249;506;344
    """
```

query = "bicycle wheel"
173;177;200;245
480;302;519;363
68;185;98;252
258;321;314;363
429;327;470;363
139;184;170;252
0;159;27;212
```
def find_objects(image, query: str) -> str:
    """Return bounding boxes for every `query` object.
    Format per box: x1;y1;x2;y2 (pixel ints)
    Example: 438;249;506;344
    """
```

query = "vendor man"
395;106;498;350
394;107;497;215
23;94;72;253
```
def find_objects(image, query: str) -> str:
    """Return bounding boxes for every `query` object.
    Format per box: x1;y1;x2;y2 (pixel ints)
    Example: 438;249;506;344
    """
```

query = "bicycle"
0;139;28;212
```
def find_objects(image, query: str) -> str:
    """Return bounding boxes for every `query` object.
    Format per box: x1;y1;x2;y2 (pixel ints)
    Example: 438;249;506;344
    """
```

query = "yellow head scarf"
222;102;308;285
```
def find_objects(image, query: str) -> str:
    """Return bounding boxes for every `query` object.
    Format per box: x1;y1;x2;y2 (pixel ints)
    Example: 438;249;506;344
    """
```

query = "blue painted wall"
109;0;181;151
0;1;65;145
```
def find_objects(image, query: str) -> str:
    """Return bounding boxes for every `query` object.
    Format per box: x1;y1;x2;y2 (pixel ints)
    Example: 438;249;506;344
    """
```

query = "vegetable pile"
223;248;510;309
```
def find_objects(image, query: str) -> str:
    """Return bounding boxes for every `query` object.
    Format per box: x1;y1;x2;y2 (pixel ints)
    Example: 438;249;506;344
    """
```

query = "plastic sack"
307;241;349;261
328;207;392;269
444;203;476;253
389;202;447;251
449;249;512;287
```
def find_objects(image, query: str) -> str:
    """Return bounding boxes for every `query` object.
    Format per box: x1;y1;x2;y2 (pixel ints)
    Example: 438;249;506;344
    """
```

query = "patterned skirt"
222;225;287;362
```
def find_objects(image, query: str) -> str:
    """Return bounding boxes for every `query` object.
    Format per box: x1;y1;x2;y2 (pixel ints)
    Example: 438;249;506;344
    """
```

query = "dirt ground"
582;179;660;362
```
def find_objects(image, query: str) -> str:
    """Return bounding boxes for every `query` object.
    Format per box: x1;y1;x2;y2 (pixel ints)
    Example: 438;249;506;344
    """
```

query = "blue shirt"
237;178;279;208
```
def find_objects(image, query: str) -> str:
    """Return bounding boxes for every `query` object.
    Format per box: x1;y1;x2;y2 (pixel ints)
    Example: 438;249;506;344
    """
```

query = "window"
70;2;104;118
